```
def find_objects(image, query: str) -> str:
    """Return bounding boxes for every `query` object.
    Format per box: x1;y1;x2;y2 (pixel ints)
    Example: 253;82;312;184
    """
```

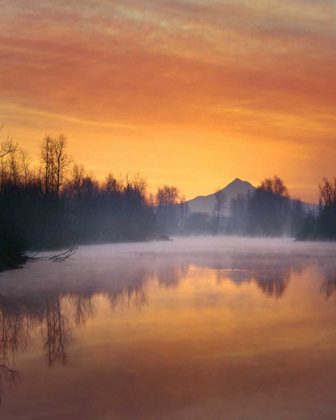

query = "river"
1;237;336;419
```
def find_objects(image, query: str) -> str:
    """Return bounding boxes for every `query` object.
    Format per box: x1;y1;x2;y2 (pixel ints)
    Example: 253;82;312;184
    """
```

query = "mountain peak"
187;178;255;214
226;177;249;187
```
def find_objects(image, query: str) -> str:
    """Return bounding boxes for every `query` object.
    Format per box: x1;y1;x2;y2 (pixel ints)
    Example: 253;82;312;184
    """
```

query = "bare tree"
228;193;249;234
18;149;32;186
147;192;155;208
155;185;180;209
155;185;180;234
213;188;226;234
318;177;336;237
38;134;72;200
247;176;290;236
131;173;147;197
179;195;189;231
260;175;289;198
0;127;18;159
53;134;72;200
0;139;17;159
319;177;336;208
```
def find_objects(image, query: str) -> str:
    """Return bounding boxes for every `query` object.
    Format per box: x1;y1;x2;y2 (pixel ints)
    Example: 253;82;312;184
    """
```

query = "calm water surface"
1;237;336;419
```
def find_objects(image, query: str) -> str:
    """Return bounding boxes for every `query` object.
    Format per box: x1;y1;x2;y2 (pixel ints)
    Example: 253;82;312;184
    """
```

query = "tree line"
153;175;336;240
0;132;163;270
153;176;312;237
0;129;335;270
227;176;311;237
223;175;335;240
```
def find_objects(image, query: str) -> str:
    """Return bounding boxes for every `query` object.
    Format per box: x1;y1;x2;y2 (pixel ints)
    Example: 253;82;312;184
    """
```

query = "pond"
1;237;336;419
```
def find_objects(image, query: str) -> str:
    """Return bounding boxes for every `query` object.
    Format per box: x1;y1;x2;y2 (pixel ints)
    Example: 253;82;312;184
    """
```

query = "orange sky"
1;0;336;203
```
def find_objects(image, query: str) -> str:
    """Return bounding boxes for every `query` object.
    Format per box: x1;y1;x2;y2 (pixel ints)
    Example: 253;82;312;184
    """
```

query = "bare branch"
28;247;77;262
0;138;18;159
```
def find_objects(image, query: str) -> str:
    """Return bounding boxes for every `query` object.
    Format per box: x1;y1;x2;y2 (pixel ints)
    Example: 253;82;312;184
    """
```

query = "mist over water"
1;237;336;419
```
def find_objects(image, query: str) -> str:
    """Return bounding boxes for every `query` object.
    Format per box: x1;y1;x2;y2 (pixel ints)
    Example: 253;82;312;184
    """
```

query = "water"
1;237;336;419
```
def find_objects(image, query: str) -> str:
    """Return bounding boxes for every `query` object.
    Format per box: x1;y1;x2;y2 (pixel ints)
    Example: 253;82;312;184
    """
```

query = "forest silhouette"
0;131;335;270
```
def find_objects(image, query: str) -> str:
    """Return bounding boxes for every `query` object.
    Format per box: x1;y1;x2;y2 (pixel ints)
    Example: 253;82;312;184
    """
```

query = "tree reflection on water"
0;248;335;402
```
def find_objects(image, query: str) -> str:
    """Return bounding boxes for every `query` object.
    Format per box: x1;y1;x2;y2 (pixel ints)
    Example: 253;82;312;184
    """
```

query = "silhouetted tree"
0;127;17;159
178;195;189;231
0;132;163;269
318;177;336;238
288;198;306;237
212;188;226;234
155;185;180;234
227;193;249;234
185;212;212;235
246;176;290;236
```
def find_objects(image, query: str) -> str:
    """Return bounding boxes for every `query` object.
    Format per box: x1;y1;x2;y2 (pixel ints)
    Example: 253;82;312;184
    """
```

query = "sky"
0;0;335;203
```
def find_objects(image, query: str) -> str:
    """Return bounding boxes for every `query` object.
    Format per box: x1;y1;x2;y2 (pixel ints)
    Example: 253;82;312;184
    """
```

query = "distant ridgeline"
187;178;318;217
182;177;321;238
0;132;335;270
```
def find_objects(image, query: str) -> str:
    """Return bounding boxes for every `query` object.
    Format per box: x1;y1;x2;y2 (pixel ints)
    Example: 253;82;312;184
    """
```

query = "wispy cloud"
0;0;335;202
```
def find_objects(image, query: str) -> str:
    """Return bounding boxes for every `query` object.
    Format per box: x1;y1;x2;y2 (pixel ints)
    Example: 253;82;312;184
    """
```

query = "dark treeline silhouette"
157;176;320;238
0;132;171;270
315;178;336;239
154;186;228;236
245;176;291;236
227;175;311;237
227;176;336;240
285;177;336;241
1;128;335;270
226;175;336;239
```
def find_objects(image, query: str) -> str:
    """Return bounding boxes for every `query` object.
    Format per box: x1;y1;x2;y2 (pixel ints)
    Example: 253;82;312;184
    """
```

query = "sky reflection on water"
1;238;336;419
